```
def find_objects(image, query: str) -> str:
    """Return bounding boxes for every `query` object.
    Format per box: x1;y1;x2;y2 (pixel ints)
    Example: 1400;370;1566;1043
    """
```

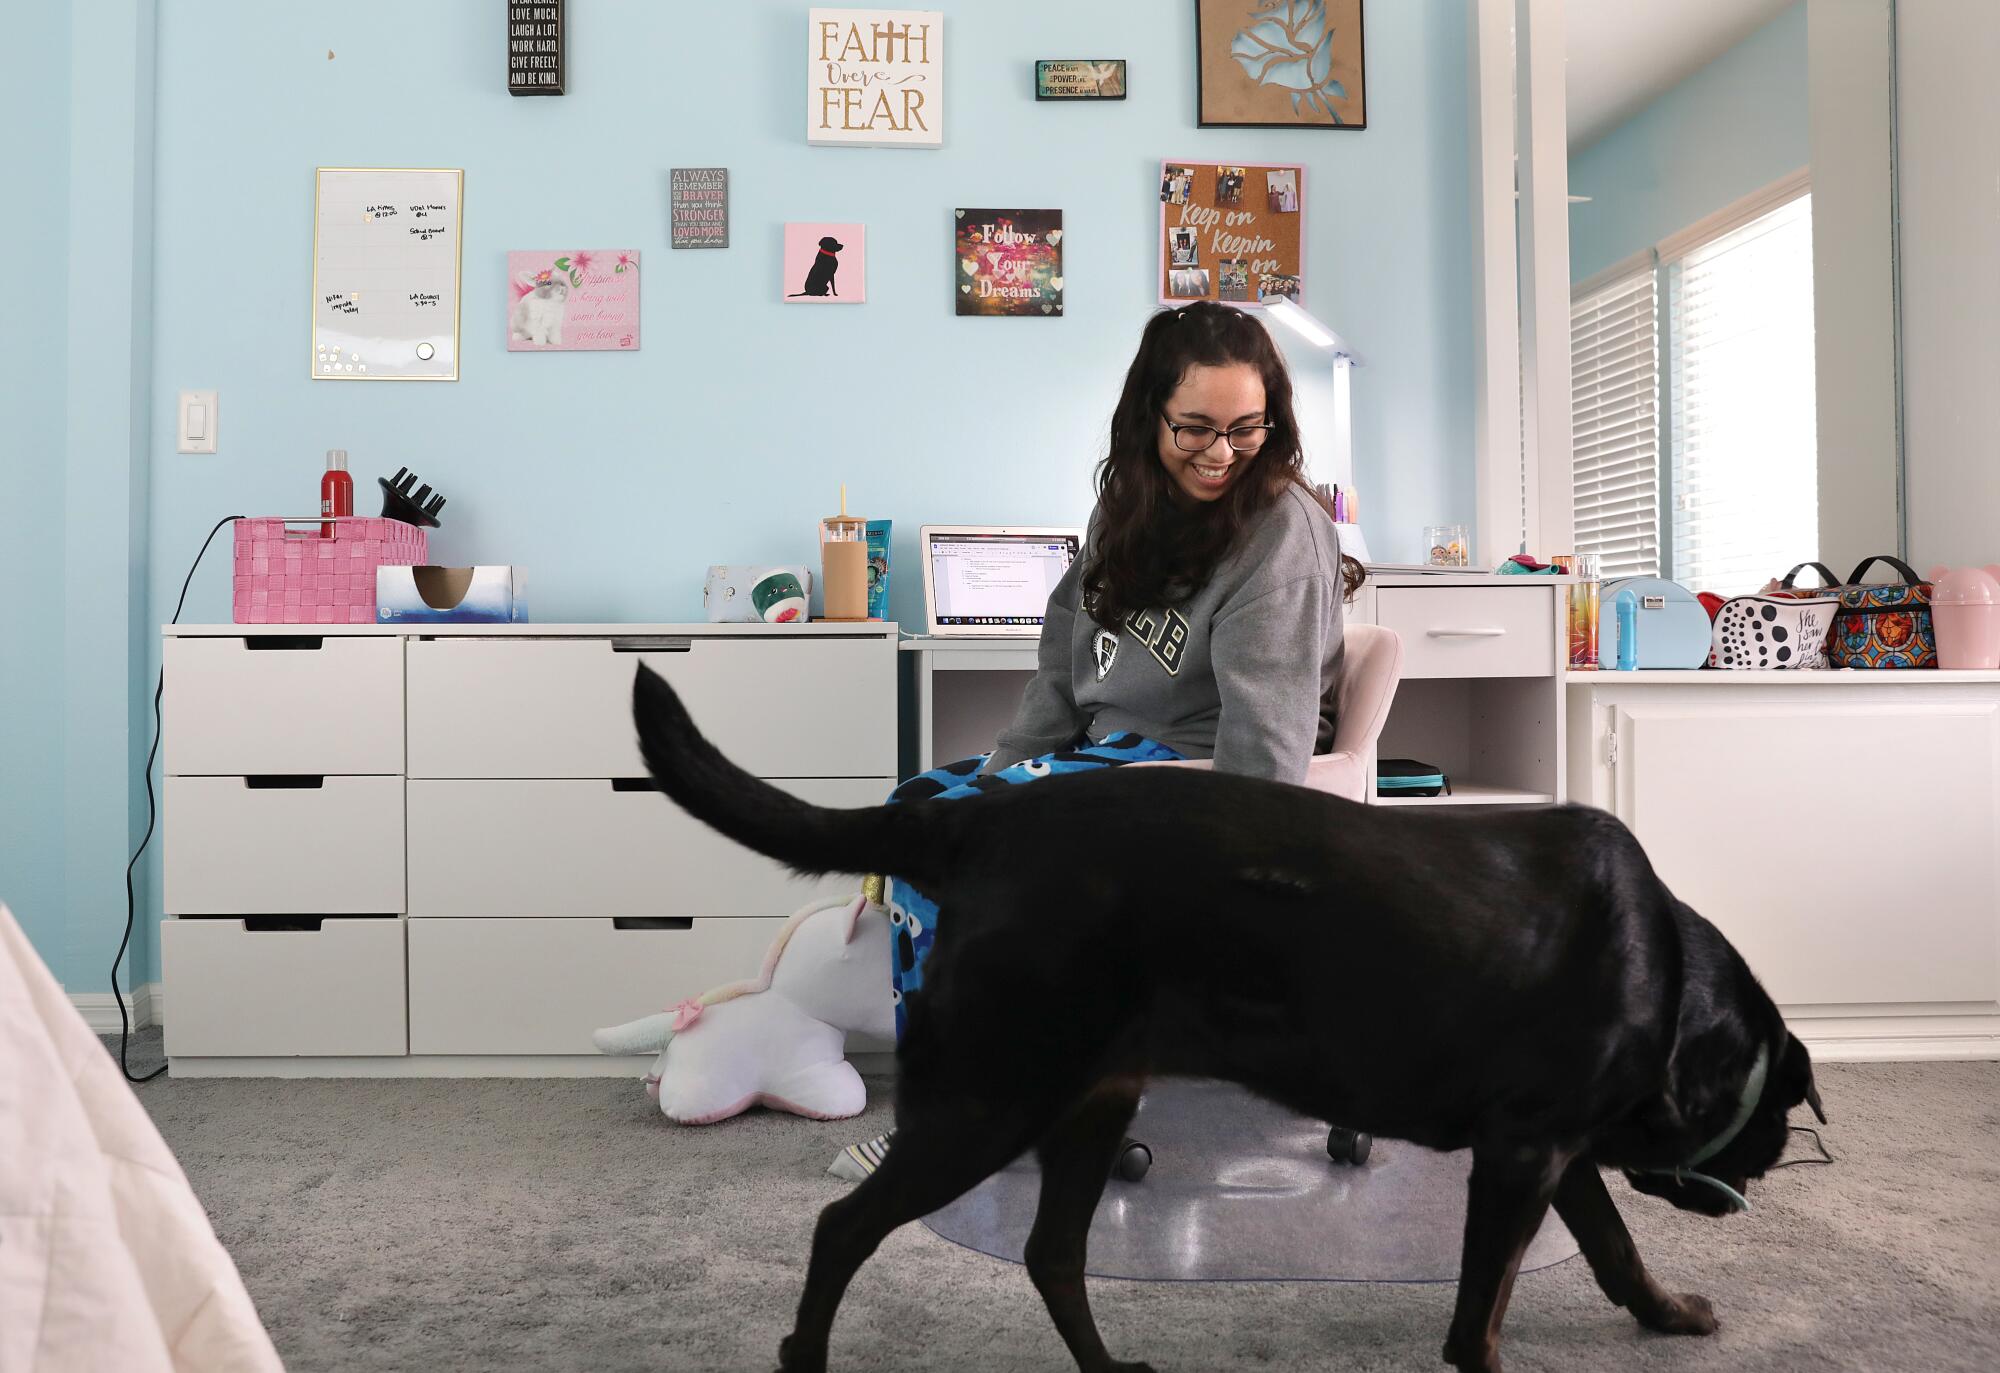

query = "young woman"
832;300;1363;1181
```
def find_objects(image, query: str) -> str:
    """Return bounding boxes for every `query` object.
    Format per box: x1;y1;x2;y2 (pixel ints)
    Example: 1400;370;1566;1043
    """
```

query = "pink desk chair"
1136;622;1404;802
1116;623;1405;1179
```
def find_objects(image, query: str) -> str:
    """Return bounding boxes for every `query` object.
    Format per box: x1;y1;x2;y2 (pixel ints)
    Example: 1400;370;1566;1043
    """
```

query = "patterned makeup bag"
1830;556;1936;669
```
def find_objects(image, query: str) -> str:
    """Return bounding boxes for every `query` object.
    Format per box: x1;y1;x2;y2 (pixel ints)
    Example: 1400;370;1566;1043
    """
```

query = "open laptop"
920;524;1083;637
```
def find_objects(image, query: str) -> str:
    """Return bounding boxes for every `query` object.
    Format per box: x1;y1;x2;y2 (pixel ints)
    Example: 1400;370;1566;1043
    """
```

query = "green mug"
751;569;808;624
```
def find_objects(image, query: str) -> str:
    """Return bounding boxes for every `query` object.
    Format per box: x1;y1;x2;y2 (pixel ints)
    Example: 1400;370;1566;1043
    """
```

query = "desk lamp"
1263;295;1370;563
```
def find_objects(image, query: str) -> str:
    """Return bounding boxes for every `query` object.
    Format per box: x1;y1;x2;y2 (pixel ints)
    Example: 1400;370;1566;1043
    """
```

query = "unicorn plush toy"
592;893;894;1124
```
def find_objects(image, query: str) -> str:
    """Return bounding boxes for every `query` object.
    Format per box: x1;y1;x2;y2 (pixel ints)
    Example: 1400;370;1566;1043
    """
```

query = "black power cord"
114;514;244;1083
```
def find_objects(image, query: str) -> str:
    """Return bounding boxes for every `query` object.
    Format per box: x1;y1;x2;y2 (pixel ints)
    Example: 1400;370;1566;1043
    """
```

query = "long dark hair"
1082;302;1362;628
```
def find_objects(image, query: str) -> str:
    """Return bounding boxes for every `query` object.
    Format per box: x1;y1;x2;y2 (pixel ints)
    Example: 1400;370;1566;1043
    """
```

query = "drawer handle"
613;917;693;931
243;917;325;932
244;636;324;651
610;778;659;792
1427;628;1508;638
244;775;325;789
612;637;693;653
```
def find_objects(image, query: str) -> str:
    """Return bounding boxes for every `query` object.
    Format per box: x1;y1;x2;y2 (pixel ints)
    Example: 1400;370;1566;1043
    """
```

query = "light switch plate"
177;389;218;453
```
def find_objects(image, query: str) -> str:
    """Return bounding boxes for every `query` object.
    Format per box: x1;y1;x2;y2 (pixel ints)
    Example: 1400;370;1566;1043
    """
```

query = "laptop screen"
927;531;1081;628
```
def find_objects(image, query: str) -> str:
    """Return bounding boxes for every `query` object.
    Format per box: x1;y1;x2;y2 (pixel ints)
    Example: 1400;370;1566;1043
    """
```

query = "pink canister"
1929;565;2000;669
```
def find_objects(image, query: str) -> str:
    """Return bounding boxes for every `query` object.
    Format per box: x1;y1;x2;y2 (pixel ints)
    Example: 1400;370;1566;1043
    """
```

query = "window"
1569;264;1660;580
1570;179;1818;594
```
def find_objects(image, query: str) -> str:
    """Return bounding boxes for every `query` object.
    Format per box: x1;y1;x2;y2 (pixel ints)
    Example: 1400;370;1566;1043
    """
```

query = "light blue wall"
1568;2;1809;283
15;1;1480;987
0;3;73;970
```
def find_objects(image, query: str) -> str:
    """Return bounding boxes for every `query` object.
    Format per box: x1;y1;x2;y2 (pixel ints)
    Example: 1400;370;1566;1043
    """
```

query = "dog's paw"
1440;1336;1502;1373
776;1333;827;1373
1105;1362;1158;1373
1637;1292;1718;1337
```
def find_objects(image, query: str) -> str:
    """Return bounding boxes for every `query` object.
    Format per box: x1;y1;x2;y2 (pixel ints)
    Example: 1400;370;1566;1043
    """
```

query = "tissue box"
375;565;527;623
705;565;813;623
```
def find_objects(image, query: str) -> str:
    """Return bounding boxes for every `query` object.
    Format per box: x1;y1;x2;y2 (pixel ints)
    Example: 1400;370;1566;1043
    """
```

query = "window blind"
1570;264;1660;579
1667;193;1819;596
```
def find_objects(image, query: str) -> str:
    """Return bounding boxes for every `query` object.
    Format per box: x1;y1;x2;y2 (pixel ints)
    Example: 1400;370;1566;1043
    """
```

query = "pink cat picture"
508;250;640;351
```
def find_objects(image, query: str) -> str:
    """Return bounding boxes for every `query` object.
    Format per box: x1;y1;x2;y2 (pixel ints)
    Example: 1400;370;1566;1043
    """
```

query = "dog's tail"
631;662;942;887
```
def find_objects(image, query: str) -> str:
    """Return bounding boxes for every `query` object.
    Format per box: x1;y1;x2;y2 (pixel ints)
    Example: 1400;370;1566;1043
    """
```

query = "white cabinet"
405;634;894;779
406;777;884;917
406;916;789;1055
1569;672;2000;1060
160;915;407;1057
163;634;404;775
164;775;406;915
161;624;899;1074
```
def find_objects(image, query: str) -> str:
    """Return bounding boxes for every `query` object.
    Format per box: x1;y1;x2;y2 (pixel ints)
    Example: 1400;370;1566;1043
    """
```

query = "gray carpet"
109;1030;2000;1373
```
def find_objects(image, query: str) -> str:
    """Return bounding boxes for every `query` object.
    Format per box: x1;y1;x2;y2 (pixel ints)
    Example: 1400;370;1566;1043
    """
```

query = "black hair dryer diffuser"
379;468;447;528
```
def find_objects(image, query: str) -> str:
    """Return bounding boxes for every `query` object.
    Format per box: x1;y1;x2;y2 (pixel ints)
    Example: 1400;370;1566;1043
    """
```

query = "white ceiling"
1567;0;1796;151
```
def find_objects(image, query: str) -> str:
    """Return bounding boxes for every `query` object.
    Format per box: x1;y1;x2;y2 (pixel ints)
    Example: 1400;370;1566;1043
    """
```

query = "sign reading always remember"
1157;159;1305;308
670;168;730;249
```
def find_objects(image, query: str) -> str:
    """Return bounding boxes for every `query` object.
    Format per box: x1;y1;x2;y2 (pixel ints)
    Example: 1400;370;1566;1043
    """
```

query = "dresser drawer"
164;775;406;914
404;635;895;779
407;915;792;1054
1377;587;1557;679
406;777;889;917
161;915;407;1057
164;635;403;775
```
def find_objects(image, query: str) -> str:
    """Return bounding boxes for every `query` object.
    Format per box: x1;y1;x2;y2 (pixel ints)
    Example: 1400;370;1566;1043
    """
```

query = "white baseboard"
109;996;1998;1069
1798;1031;2000;1062
72;981;163;1035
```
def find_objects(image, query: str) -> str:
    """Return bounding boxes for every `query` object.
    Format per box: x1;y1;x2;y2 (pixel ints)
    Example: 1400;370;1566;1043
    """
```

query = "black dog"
790;235;845;297
630;665;1825;1373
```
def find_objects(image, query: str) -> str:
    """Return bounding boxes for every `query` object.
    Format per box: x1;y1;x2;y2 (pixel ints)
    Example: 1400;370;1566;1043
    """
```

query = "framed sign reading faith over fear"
1158;160;1304;308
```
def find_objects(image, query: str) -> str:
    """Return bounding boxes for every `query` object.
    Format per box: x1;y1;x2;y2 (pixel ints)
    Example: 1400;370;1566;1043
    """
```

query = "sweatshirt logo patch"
1092;628;1119;681
1126;608;1190;675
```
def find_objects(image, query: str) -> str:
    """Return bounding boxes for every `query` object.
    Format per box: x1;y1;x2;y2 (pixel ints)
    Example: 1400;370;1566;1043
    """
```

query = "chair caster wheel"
1327;1126;1372;1166
1115;1138;1153;1182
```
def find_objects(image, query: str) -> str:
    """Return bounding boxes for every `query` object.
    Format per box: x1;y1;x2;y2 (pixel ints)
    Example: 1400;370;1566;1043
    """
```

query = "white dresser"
159;624;898;1076
1568;670;2000;1060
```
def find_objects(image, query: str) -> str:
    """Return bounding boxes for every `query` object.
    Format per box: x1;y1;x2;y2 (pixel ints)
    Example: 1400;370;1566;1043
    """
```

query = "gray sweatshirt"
983;483;1344;784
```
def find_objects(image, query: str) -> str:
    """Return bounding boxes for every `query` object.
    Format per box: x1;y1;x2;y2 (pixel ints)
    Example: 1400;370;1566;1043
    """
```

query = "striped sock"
828;1131;894;1182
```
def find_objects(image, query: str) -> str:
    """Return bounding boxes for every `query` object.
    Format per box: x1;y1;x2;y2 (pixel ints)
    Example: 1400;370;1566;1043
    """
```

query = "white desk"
902;637;1040;773
904;571;1575;802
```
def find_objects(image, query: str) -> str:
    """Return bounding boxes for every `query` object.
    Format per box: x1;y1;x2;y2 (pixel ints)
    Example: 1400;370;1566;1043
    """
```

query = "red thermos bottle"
321;449;353;538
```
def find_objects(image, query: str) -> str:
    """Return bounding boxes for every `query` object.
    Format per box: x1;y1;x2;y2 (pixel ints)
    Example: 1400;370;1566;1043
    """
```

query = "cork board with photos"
1158;160;1304;308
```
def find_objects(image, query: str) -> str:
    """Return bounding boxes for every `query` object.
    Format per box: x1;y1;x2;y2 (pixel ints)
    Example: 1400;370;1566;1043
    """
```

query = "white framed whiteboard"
311;167;464;381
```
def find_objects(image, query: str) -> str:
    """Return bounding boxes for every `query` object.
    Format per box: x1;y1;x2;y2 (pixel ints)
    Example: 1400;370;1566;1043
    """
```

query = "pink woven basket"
232;517;429;624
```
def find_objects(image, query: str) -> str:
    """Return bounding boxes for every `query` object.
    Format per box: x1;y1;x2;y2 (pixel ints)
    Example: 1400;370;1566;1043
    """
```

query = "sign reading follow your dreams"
955;210;1063;317
808;9;943;147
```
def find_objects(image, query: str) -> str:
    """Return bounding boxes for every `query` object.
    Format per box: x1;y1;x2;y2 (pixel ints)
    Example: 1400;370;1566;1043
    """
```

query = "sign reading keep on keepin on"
807;9;943;148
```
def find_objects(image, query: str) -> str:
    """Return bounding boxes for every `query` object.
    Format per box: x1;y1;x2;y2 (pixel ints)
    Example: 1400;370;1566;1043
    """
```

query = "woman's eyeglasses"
1164;419;1274;454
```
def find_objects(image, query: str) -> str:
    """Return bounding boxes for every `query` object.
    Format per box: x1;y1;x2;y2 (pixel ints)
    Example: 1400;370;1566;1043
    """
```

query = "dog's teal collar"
1633;1044;1768;1214
1687;1045;1768;1168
